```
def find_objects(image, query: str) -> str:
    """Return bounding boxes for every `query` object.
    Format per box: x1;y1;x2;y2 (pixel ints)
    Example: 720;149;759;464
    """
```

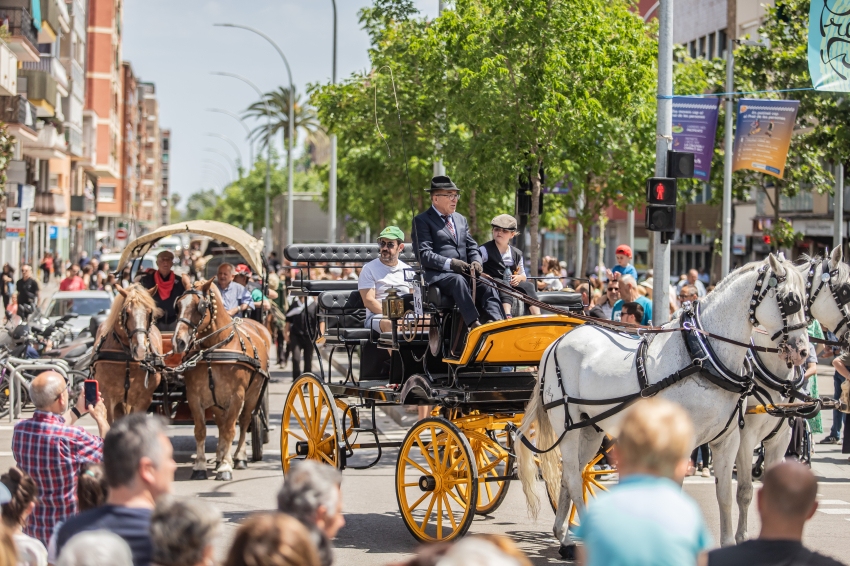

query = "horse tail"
517;344;562;519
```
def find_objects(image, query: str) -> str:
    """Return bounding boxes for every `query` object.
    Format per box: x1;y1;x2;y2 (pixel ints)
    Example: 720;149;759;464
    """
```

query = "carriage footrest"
348;441;402;449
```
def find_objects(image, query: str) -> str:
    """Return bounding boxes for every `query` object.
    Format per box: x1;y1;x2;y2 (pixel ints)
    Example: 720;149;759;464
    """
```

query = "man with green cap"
413;175;503;329
358;226;412;333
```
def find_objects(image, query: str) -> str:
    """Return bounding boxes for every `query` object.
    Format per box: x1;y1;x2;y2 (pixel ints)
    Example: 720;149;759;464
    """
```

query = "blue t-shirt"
575;475;712;566
611;295;652;325
611;264;638;280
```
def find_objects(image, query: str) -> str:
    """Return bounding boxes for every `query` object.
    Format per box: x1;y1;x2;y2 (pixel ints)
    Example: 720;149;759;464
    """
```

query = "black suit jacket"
413;207;482;284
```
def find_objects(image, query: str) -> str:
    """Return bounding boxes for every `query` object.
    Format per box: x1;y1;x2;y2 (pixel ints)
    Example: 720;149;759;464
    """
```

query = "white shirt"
358;258;412;317
15;532;47;566
676;278;707;297
432;206;457;272
478;245;526;276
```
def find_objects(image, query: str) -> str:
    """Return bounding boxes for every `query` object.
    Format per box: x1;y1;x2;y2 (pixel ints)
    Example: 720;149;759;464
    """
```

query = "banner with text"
732;99;799;179
672;97;720;181
808;0;850;92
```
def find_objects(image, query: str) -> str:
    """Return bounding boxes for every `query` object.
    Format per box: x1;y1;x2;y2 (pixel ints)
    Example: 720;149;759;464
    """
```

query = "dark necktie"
442;214;456;240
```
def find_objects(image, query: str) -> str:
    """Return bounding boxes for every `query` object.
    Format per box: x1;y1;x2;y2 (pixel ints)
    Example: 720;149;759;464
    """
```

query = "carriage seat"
425;285;455;310
284;243;417;264
537;291;584;313
300;280;358;294
318;290;374;343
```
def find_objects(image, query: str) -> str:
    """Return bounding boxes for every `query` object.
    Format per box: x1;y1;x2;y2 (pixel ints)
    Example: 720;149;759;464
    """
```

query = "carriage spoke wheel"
462;429;513;515
281;374;341;473
396;417;478;543
545;452;612;526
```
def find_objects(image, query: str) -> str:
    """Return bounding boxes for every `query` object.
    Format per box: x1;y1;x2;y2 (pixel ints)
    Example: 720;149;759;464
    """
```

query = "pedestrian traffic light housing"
645;177;677;232
667;150;696;178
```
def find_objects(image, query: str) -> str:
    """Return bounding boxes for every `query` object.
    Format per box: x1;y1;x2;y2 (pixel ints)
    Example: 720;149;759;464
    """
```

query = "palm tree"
243;87;324;150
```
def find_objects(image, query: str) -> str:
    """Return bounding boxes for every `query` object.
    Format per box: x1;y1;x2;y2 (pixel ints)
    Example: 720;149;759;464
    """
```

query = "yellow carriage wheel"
463;429;514;515
395;417;478;543
281;374;342;473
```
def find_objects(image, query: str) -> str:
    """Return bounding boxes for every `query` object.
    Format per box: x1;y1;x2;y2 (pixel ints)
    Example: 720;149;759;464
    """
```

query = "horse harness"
175;288;268;410
512;266;804;454
91;325;162;405
805;257;850;345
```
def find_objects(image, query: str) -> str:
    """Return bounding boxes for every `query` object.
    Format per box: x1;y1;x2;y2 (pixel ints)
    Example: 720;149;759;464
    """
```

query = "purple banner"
672;97;721;181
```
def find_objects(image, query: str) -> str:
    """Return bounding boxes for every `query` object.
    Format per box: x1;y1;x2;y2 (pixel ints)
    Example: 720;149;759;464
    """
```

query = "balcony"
33;192;66;216
70;194;95;215
0;7;38;63
79;110;97;168
68;58;82;100
0;40;16;96
22;55;68;94
65;122;82;157
0;94;37;141
22;122;66;159
18;69;57;116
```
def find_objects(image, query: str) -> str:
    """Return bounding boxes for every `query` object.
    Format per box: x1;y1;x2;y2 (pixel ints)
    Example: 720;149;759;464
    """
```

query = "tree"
243;87;324;153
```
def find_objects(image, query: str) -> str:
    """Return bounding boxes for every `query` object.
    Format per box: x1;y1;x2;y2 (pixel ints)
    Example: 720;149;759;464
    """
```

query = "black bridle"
175;288;213;346
805;257;850;343
119;304;154;346
749;266;806;345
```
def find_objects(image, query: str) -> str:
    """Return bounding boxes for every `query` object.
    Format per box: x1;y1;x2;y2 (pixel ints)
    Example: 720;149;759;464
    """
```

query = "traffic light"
667;150;695;178
645;177;677;232
763;234;772;245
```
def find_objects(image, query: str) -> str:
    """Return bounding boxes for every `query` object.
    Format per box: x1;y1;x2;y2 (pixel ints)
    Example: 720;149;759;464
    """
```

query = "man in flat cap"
479;214;541;317
413;176;503;329
138;250;187;331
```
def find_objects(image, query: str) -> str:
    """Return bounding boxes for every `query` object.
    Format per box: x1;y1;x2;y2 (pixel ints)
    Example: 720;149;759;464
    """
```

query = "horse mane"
104;284;163;329
707;261;759;296
797;253;850;283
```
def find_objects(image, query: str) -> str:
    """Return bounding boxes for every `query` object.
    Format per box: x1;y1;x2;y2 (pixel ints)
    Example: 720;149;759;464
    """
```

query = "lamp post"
328;0;338;243
202;159;234;183
204;132;245;173
206;108;254;167
214;23;295;247
201;168;227;191
211;71;274;249
203;148;239;179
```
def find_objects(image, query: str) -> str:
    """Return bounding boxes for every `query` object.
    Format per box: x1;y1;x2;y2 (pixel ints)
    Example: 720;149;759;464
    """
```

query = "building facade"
160;128;169;225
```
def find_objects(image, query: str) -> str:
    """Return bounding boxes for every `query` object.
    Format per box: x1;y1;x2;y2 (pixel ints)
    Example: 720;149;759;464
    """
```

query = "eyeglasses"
434;193;460;201
54;385;72;403
378;241;397;249
607;287;619;293
678;294;692;301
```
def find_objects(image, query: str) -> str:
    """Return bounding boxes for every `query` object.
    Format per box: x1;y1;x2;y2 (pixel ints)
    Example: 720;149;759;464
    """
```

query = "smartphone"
83;380;99;408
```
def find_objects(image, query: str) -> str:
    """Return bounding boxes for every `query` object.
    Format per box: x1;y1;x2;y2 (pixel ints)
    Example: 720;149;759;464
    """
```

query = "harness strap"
124;361;130;405
207;361;224;410
763;416;787;442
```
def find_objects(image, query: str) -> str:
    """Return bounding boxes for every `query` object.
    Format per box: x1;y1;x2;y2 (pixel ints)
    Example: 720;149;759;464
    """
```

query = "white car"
98;252;157;273
42;291;114;338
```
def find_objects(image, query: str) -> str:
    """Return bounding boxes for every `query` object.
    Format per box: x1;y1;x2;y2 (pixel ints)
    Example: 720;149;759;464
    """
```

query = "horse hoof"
215;471;232;481
234;460;248;470
190;470;208;480
558;544;576;561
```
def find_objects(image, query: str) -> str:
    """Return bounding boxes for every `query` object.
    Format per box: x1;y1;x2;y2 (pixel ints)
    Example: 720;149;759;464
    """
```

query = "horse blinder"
780;291;802;316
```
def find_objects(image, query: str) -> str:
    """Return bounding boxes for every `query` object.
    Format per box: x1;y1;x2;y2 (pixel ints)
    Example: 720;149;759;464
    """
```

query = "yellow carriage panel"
444;314;585;366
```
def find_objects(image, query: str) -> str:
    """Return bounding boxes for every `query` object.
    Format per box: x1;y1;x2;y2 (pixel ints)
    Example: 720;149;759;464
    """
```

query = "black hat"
425;175;460;192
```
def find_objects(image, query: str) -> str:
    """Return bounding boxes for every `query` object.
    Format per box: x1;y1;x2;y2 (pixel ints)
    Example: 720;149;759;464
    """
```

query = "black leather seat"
318;290;371;344
537;291;583;313
301;280;358;293
284;243;417;264
425;285;455;309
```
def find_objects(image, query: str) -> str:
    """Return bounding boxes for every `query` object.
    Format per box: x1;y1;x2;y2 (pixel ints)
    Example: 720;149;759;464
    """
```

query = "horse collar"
682;302;753;393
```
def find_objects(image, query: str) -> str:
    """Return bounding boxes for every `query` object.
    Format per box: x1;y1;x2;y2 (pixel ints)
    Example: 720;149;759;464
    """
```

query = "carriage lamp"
383;288;405;320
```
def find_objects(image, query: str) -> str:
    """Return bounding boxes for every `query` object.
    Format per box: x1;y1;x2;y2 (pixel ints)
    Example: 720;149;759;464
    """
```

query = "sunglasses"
492;227;516;234
607;287;619;292
379;241;398;249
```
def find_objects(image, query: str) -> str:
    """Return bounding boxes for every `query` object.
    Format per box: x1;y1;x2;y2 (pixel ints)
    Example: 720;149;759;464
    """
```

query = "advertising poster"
808;0;850;92
732;99;800;179
671;97;720;180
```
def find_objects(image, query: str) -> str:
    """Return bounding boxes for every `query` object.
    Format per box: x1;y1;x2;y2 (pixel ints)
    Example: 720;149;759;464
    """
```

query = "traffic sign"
115;228;128;240
5;208;25;238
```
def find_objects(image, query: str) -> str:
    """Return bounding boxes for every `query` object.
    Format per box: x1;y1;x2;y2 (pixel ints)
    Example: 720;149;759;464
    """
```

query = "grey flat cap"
491;214;518;231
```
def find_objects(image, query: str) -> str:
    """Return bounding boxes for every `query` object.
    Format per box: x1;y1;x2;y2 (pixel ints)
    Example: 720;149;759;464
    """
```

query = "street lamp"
721;37;770;277
214;23;295;247
203;159;233;183
204;133;244;173
328;0;338;243
211;71;274;249
203;148;238;179
201;169;227;191
206;109;254;167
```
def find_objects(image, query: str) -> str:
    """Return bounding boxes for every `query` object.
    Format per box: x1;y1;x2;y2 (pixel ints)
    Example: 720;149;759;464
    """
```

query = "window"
689;40;697;58
708;33;716;59
98;185;116;202
699;36;706;58
718;29;727;59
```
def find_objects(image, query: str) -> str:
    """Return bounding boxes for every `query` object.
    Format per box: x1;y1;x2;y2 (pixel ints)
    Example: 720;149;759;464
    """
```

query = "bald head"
760;461;818;519
687;269;698;284
30;371;67;410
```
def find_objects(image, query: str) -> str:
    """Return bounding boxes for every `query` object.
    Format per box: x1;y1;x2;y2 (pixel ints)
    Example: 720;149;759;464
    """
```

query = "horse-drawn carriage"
279;243;592;543
93;221;272;478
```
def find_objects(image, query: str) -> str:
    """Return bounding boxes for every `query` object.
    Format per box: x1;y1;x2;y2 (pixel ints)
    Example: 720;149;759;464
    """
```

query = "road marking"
817;508;850;515
818;500;849;505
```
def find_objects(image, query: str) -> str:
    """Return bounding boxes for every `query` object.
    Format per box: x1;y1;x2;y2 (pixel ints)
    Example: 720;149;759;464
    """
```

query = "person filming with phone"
11;371;109;545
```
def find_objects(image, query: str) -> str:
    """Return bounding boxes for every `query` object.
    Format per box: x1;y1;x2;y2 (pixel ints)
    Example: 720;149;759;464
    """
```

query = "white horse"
721;249;850;546
516;255;811;557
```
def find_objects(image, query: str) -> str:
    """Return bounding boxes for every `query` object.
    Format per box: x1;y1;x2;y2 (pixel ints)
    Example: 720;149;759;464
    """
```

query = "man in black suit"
413;176;503;329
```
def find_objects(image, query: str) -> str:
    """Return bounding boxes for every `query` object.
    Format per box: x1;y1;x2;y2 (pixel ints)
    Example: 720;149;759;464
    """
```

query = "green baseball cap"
378;226;404;241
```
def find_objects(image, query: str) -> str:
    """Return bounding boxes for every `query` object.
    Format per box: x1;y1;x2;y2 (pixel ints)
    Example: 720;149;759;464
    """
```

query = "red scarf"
153;270;174;300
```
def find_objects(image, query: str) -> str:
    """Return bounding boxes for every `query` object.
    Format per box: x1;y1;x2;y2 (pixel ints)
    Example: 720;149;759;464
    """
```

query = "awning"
116;220;266;275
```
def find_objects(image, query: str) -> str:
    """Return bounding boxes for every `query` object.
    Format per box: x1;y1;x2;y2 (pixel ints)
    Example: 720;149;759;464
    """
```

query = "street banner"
672;97;720;180
808;0;850;92
732;99;800;179
5;208;25;238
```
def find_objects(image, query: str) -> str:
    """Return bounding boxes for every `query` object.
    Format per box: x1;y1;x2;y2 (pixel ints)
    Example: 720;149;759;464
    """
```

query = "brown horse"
172;279;271;481
92;284;163;423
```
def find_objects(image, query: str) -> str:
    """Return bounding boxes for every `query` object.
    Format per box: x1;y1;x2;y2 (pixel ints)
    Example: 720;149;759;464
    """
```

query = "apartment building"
160;128;169;225
137;81;161;230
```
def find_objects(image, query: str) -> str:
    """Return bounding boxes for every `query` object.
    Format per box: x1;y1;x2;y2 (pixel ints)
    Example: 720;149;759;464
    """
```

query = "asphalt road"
1;359;848;564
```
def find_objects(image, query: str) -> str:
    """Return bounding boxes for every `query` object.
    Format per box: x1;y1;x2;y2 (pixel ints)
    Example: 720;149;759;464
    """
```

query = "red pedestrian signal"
645;177;677;232
763;234;772;245
646;178;677;206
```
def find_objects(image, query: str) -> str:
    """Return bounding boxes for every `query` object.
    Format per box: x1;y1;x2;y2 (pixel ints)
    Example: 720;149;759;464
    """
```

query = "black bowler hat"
425;175;460;192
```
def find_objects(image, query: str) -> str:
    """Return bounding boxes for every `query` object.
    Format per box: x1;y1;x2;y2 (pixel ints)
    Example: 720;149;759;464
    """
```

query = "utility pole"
835;162;845;252
651;0;673;325
434;0;445;177
721;38;734;278
626;208;634;262
328;0;338;243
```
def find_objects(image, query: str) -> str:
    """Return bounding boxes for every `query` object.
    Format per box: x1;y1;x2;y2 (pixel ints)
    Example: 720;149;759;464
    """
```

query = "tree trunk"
529;160;543;277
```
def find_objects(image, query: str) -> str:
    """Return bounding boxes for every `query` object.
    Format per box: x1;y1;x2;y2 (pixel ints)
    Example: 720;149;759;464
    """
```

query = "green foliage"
243;87;323;149
763;217;803;249
0;123;14;188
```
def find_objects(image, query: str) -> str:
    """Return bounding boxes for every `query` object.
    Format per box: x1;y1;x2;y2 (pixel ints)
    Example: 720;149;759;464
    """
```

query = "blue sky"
122;0;439;207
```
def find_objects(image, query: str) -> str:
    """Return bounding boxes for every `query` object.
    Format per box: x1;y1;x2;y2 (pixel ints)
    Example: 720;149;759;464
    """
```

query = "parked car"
98;252;157;274
42;290;113;338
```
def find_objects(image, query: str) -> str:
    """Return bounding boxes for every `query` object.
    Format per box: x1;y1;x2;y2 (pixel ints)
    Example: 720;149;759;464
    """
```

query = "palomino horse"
172;279;271;481
91;284;163;423
722;249;850;546
516;255;810;558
